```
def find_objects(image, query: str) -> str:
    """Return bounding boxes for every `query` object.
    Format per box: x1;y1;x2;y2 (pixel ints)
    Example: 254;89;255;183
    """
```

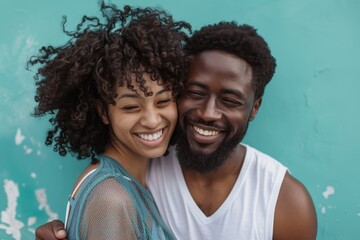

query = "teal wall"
1;0;359;239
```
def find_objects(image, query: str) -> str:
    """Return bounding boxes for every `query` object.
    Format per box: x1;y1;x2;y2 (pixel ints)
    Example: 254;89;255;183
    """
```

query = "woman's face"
100;74;177;161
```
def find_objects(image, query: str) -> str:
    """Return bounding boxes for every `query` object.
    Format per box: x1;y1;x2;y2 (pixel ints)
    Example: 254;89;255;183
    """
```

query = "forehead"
116;74;166;97
187;50;253;90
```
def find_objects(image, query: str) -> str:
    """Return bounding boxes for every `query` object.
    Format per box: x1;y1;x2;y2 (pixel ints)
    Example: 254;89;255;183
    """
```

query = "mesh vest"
65;155;175;240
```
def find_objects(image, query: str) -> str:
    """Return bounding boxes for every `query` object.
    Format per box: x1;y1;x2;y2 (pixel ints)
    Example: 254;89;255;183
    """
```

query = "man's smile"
193;125;220;136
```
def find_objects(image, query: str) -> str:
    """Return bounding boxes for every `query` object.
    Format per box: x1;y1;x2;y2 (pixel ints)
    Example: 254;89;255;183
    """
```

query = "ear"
249;97;262;121
95;100;110;125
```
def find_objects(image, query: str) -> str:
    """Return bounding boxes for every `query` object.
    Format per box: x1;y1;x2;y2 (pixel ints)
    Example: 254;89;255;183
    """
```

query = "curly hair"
28;2;191;162
184;21;276;99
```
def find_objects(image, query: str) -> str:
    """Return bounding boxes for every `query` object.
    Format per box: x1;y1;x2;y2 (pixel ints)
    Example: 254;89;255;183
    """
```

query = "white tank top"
147;144;287;240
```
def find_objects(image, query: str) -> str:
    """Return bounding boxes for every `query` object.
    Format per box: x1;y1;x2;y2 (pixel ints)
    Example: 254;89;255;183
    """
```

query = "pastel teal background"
1;0;359;239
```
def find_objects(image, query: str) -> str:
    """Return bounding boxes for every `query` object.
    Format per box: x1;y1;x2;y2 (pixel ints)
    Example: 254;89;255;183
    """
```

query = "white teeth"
138;130;163;141
194;126;219;136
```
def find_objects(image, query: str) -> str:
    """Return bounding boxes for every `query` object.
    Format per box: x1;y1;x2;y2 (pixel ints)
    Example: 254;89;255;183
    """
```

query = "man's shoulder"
243;145;317;239
244;143;276;159
242;143;287;172
273;173;317;239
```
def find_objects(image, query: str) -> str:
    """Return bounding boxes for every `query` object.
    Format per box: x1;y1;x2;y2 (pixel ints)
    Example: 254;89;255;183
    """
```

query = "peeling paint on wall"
14;128;43;157
320;186;336;215
35;189;59;222
27;217;36;234
322;186;335;199
15;129;25;146
0;179;24;240
321;206;326;214
0;179;60;239
22;145;33;154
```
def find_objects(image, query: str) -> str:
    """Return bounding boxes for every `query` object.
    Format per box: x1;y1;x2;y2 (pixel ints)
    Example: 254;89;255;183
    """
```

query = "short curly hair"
28;2;191;162
185;21;276;99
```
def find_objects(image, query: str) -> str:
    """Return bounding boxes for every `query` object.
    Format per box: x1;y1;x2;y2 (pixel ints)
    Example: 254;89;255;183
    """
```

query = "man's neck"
182;144;246;216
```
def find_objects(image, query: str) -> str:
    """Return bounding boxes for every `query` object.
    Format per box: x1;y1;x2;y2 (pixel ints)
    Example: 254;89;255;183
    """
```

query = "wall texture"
1;0;359;239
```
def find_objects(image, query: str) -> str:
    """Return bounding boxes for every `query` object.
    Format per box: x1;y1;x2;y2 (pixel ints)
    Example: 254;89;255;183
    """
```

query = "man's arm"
35;220;67;240
273;172;318;240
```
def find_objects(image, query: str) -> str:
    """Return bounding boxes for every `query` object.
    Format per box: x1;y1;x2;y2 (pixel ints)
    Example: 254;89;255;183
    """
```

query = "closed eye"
157;98;172;107
185;90;205;99
122;105;140;111
222;98;243;108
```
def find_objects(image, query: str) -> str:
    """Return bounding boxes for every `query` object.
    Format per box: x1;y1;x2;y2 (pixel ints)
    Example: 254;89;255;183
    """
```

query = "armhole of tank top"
64;168;97;229
265;167;287;239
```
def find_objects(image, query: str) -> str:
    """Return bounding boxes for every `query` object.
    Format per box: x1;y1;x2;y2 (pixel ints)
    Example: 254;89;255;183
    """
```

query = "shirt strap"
64;168;97;228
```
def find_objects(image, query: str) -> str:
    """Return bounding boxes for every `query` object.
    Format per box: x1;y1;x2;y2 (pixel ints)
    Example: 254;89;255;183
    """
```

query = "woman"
29;2;190;239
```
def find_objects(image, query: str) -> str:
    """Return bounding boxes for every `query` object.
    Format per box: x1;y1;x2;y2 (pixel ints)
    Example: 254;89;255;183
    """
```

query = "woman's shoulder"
88;177;133;206
71;161;100;199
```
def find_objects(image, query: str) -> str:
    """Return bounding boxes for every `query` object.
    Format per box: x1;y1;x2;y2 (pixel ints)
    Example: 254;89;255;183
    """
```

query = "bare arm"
273;172;317;240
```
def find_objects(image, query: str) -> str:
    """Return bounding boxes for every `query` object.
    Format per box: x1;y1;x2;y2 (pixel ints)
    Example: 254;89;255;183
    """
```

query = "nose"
140;107;162;129
197;96;222;121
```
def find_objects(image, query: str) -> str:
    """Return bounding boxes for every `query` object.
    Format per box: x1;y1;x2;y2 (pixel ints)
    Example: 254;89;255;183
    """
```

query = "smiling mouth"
137;129;163;141
193;126;220;136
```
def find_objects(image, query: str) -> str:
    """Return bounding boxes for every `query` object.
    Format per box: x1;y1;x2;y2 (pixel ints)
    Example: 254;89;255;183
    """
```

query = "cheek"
226;112;249;131
107;111;133;134
109;118;128;135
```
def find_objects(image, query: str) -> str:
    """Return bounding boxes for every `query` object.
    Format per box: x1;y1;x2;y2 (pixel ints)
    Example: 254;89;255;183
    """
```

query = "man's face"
176;50;261;172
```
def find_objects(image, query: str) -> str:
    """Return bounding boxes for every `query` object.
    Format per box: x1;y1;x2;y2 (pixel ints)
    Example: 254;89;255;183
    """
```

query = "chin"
145;146;168;159
187;139;221;156
176;125;245;173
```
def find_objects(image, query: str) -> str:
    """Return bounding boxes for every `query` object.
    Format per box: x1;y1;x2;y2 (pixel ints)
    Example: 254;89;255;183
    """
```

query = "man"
35;22;317;240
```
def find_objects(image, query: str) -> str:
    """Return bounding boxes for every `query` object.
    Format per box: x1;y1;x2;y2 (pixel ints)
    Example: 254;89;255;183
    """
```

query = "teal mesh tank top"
65;155;176;239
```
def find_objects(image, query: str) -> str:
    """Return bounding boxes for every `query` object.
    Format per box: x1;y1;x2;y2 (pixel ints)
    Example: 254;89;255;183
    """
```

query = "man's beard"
175;121;249;173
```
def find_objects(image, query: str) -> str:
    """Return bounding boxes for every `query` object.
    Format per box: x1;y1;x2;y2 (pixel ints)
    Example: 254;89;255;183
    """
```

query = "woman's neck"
103;144;150;186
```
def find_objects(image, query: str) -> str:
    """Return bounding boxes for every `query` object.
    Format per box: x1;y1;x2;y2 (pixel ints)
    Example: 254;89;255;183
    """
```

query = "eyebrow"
116;88;170;100
155;89;171;96
187;81;208;90
221;89;244;98
187;81;244;98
